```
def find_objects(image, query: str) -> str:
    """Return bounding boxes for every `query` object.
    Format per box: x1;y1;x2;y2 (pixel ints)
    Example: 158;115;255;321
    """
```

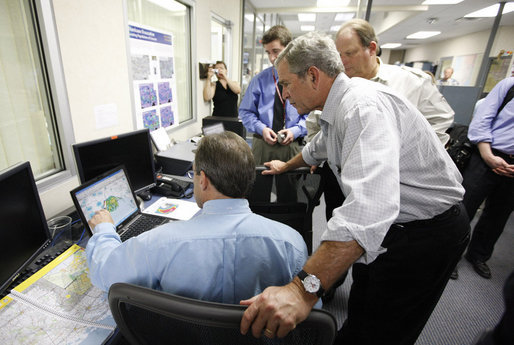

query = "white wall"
40;0;242;217
404;25;514;65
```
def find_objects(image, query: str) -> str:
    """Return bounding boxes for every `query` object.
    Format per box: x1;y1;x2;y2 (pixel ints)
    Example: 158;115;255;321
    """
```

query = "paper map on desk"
0;245;115;345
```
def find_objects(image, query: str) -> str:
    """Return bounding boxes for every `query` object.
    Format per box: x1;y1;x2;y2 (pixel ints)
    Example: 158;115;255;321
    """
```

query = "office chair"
108;282;337;345
248;167;324;254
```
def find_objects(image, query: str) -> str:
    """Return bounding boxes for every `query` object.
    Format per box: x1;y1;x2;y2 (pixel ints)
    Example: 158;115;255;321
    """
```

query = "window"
0;0;65;180
211;19;224;62
210;13;233;67
127;0;194;128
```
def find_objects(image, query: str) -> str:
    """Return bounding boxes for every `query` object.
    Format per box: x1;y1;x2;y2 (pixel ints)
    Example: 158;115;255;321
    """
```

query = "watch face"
303;275;321;293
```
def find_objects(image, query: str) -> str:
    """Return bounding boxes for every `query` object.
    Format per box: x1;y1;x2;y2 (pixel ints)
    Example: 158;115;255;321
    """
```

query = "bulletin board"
128;23;179;131
483;55;513;93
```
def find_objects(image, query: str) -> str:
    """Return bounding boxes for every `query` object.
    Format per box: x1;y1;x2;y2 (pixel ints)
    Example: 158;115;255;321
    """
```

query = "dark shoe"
465;254;491;279
450;268;458;280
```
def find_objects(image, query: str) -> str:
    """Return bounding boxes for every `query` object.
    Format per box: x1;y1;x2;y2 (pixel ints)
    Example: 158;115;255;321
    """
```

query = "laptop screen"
0;162;50;295
72;167;139;229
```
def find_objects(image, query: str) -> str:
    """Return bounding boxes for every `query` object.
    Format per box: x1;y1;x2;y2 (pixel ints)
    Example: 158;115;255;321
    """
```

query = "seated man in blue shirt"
85;131;308;304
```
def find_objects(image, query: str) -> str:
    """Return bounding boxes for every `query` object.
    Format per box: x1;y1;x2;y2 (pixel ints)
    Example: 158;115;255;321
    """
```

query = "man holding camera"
239;25;307;202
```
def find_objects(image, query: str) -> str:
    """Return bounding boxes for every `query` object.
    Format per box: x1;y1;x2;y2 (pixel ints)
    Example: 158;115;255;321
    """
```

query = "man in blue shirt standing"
239;25;307;202
85;131;308;304
459;77;514;279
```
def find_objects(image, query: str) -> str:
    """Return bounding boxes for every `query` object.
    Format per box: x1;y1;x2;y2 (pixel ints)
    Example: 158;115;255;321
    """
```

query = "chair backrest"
108;282;337;345
249;167;324;254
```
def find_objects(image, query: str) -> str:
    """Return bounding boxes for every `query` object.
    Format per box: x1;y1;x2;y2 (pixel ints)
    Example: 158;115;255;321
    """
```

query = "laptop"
70;165;169;241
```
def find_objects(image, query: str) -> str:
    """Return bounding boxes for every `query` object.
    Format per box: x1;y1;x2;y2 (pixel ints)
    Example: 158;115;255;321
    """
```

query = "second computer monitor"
72;129;156;195
0;162;50;295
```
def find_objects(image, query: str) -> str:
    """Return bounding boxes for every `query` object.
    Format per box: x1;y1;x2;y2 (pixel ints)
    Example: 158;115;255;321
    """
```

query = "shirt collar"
320;73;350;125
370;57;388;83
200;198;251;215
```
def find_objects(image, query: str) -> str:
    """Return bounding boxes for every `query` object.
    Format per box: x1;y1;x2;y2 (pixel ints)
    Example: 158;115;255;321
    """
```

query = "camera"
277;133;285;144
212;69;219;74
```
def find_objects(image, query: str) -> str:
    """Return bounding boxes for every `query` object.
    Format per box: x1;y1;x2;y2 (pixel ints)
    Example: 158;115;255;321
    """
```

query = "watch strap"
297;270;325;298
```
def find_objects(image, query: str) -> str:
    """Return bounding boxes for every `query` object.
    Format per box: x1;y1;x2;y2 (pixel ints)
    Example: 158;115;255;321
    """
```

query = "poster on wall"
129;23;178;131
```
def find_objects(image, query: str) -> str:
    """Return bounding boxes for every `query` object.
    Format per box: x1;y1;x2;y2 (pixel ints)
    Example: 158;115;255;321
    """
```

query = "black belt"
395;203;461;229
253;133;304;144
492;148;514;163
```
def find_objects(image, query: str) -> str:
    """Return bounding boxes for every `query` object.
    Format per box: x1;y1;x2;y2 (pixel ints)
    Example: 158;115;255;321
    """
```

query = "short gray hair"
275;32;344;78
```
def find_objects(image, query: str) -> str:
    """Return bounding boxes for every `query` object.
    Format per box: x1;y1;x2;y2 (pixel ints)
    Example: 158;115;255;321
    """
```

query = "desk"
0;191;198;345
0;245;116;344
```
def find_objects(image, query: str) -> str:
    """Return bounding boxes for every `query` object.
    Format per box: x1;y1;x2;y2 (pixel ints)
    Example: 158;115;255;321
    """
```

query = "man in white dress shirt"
240;32;470;345
307;19;456;258
335;19;454;146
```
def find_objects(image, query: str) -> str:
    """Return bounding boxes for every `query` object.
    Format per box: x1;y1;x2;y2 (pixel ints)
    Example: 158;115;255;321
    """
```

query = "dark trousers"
319;163;349;291
319;163;345;221
474;270;514;345
494;270;514;345
336;203;470;345
250;136;301;203
462;150;514;262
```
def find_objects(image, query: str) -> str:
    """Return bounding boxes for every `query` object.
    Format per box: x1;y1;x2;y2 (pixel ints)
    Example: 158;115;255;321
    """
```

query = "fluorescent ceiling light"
406;31;441;39
244;14;254;22
317;0;350;7
381;43;402;49
334;13;355;21
422;0;463;4
464;3;514;18
330;25;341;32
298;13;316;22
300;25;316;32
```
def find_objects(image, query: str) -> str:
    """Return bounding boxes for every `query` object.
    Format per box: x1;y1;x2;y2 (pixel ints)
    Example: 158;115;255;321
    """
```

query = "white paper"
94;103;118;129
142;197;200;221
150;127;172;151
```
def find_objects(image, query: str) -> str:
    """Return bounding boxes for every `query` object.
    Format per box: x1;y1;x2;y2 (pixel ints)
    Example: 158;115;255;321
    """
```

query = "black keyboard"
1;246;67;299
120;215;168;242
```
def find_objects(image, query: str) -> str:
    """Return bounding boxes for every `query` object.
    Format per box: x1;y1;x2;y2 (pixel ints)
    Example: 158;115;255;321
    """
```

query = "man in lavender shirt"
460;77;514;279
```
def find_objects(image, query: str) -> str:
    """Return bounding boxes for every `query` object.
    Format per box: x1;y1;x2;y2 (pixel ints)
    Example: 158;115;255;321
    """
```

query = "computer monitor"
73;129;156;197
0;162;51;295
202;122;225;136
202;116;246;138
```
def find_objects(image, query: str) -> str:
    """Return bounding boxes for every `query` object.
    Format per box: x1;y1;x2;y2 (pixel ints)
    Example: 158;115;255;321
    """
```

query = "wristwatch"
297;270;325;298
